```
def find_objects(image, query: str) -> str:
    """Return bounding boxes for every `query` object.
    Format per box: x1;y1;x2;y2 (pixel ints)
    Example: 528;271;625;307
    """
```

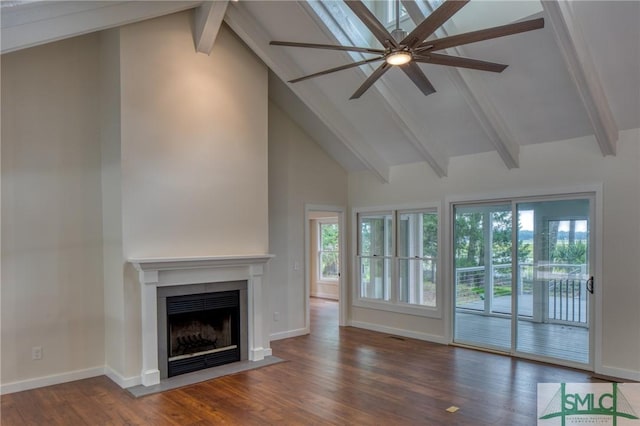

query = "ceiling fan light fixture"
386;51;412;66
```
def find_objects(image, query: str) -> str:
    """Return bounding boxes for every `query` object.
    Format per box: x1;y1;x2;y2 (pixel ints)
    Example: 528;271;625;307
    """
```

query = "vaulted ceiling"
3;1;639;182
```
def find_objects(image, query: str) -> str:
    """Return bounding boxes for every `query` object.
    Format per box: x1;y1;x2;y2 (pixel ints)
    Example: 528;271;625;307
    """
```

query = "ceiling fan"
270;0;544;99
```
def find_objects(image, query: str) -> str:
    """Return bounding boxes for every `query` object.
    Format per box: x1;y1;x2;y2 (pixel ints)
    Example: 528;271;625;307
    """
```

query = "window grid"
357;208;438;309
358;213;393;301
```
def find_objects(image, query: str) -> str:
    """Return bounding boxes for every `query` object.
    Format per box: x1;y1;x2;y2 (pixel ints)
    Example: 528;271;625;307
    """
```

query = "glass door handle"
586;276;594;294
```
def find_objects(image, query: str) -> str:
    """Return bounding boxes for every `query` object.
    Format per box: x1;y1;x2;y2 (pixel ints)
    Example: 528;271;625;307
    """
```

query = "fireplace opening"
166;290;240;377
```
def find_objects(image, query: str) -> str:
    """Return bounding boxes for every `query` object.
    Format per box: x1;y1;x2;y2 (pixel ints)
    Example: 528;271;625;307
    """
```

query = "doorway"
453;196;594;368
305;205;346;332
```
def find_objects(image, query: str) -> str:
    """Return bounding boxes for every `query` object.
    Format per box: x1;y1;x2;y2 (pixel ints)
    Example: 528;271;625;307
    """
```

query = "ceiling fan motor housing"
391;28;407;44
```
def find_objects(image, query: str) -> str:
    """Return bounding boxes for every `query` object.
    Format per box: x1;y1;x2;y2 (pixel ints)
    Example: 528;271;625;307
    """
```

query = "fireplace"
131;255;272;387
165;290;240;377
157;282;248;379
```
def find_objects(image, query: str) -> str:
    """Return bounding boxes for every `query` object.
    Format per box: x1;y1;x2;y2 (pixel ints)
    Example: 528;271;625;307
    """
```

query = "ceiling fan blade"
344;1;398;48
289;56;385;83
416;18;545;52
414;52;508;73
401;0;469;48
399;62;436;96
270;40;385;55
350;62;391;99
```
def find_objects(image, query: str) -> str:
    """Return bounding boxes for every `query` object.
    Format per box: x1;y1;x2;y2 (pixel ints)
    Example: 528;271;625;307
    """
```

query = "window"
398;210;438;307
356;205;439;315
306;1;416;71
358;212;393;300
318;221;339;281
384;0;408;25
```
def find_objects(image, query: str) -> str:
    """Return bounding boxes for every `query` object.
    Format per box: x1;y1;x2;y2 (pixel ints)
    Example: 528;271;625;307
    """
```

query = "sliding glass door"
454;196;593;367
454;203;513;351
515;199;591;364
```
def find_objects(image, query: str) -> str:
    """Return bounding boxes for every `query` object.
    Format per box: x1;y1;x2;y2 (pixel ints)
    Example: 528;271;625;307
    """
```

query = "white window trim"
352;203;442;318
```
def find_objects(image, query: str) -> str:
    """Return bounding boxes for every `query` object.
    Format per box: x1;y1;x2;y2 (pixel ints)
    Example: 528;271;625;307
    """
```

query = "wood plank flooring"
1;298;604;425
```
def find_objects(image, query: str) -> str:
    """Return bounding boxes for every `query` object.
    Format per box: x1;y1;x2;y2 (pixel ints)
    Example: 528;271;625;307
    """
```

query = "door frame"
445;184;603;372
304;204;347;330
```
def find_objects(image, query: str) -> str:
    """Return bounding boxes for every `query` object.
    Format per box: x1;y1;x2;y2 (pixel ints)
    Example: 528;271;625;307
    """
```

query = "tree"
454;209;532;268
422;213;438;258
454;212;484;268
551;241;586;265
320;222;339;251
320;223;339;278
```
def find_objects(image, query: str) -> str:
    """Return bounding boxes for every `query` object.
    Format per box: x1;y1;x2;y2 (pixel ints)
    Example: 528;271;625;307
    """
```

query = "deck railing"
547;278;588;324
455;263;588;325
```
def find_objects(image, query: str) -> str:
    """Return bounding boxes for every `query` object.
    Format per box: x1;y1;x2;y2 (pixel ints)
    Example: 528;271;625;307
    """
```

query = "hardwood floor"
1;297;603;425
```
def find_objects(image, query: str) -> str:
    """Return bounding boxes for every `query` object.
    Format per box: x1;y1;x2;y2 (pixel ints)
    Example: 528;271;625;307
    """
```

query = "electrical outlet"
32;346;42;360
273;312;280;322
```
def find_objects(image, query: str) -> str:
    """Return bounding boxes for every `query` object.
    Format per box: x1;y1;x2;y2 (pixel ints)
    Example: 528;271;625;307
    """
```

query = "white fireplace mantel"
130;254;273;387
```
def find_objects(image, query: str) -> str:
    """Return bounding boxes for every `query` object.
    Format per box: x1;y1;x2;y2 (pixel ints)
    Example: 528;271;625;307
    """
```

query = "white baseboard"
349;320;448;345
0;366;105;395
596;365;640;382
104;366;142;389
270;327;309;341
0;356;282;394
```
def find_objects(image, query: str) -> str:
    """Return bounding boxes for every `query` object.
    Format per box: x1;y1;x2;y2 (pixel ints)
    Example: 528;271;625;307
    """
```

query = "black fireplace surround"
157;281;248;379
166;290;240;377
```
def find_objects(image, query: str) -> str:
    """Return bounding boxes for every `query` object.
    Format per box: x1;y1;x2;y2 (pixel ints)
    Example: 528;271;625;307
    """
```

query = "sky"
518;210;588;233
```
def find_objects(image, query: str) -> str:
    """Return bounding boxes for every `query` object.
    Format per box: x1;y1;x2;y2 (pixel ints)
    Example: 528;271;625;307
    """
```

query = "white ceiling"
2;0;639;181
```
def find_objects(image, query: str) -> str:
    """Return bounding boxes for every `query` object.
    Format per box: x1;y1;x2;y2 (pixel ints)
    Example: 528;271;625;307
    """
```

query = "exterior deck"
455;295;589;364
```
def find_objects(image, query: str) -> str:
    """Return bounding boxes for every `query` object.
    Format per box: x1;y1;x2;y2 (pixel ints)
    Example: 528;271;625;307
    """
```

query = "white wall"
348;129;640;379
113;12;269;379
119;14;268;259
1;34;105;386
99;28;126;380
268;102;347;338
1;9;272;389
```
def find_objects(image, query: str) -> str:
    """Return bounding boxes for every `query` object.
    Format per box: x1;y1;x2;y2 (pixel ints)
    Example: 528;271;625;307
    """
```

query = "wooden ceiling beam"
193;1;229;55
365;74;449;177
542;1;618;156
402;0;520;170
300;1;448;178
1;1;201;54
